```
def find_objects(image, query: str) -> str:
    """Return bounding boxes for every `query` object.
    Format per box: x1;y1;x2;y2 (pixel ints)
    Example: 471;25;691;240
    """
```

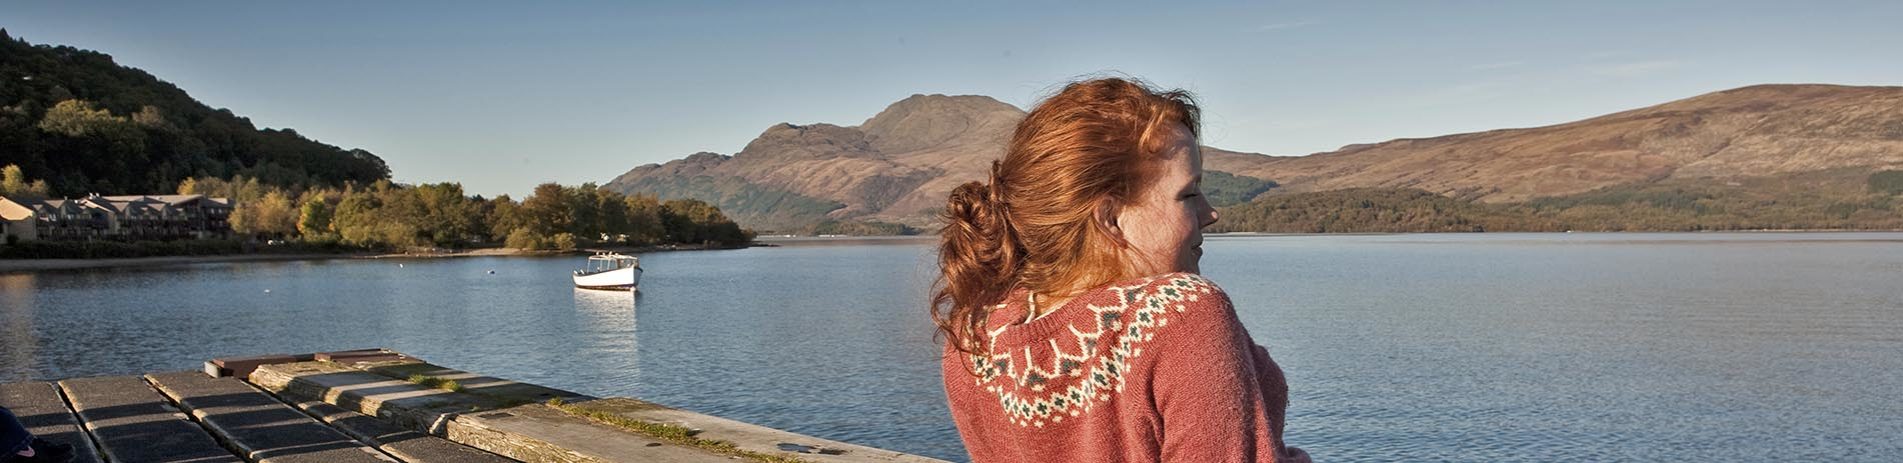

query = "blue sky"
8;1;1901;197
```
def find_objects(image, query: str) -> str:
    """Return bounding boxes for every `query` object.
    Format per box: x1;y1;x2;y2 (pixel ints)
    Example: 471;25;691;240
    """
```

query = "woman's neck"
1026;291;1076;322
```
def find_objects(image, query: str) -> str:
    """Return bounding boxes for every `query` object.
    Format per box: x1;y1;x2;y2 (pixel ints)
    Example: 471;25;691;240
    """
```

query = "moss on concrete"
555;403;811;463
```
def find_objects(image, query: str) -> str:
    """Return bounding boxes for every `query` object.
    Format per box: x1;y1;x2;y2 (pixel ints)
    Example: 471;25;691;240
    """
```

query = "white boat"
573;252;642;291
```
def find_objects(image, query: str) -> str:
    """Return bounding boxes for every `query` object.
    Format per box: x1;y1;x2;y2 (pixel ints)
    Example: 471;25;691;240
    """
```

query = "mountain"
0;30;390;196
605;94;1282;232
607;84;1903;232
1207;84;1903;203
606;94;1033;231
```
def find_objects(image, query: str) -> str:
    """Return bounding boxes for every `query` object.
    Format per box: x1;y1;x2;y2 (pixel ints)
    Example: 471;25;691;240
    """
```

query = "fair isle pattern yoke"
970;274;1219;427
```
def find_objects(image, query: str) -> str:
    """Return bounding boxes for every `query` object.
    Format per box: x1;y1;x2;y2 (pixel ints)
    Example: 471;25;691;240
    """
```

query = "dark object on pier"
0;382;95;463
203;353;306;380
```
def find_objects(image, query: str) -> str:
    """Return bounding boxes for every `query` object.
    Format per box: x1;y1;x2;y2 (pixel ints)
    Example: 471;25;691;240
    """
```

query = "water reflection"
573;288;638;328
571;288;640;386
0;273;38;376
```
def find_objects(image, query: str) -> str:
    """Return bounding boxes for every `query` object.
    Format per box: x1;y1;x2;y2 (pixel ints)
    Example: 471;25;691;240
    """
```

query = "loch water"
3;233;1900;461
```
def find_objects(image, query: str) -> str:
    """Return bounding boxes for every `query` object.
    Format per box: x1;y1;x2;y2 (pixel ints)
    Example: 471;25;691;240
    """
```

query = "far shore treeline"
2;165;752;258
178;176;752;250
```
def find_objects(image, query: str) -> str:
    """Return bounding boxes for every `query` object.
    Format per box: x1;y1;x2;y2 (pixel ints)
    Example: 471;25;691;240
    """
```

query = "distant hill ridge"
1209;83;1903;202
607;83;1903;232
606;93;1028;231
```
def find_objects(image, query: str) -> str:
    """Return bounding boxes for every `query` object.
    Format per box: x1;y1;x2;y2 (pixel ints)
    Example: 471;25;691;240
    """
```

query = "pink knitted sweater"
942;273;1294;462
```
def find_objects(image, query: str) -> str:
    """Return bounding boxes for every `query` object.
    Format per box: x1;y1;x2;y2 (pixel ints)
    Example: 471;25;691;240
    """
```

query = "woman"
934;78;1307;462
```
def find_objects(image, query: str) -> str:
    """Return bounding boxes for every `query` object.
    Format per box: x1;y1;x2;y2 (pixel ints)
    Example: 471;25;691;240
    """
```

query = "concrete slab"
315;348;412;364
249;361;507;432
250;362;721;462
0;381;104;463
569;398;946;462
444;403;723;463
251;357;950;463
57;375;243;463
352;361;592;406
291;400;517;463
144;371;391;463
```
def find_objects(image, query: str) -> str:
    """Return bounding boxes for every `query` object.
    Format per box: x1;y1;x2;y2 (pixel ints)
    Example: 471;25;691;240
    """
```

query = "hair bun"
947;180;1004;239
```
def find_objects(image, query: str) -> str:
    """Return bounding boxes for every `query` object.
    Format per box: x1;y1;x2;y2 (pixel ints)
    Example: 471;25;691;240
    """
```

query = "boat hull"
573;266;642;291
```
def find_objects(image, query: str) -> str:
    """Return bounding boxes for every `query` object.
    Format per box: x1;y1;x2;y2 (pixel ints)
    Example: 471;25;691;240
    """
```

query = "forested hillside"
0;29;389;196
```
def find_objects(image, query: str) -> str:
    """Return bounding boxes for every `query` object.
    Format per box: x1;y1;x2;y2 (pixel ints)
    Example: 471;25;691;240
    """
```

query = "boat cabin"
580;253;639;275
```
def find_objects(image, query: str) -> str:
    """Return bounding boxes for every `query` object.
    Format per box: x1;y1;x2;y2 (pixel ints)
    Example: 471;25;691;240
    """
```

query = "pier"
0;349;947;463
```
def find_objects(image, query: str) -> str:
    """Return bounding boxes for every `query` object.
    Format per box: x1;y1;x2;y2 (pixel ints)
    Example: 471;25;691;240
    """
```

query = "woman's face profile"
1114;123;1219;276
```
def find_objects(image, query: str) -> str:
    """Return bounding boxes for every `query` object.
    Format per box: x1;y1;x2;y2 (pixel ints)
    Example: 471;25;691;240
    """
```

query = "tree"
487;195;523;242
232;190;298;238
131;105;170;130
519;183;573;237
37;99;146;160
622;194;665;245
661;198;747;244
1;164;50;198
297;195;336;237
413;182;479;246
36;99;125;137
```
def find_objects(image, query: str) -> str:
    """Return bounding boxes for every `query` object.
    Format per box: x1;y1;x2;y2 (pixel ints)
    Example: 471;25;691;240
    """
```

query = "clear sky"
7;1;1900;197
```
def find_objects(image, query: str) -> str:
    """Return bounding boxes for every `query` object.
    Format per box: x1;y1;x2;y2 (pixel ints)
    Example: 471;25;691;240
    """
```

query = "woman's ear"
1095;199;1129;248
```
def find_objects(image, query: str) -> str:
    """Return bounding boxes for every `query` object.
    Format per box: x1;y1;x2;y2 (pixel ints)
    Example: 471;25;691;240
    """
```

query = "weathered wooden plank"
145;371;393;463
291;400;516;463
0;381;104;463
57;375;243;463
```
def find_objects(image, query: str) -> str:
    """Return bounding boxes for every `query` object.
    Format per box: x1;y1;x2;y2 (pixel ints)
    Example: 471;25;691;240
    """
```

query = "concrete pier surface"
1;348;949;463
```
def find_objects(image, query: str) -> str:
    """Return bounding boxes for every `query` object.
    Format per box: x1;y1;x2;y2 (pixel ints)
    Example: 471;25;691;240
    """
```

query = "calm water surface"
3;233;1900;461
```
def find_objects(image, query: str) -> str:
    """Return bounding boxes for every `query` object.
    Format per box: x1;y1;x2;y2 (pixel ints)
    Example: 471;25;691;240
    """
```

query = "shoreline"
0;242;759;273
8;230;1898;273
0;253;366;273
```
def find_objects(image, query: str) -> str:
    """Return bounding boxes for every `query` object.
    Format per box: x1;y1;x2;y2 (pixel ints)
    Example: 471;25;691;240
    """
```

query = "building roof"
99;194;211;206
0;196;36;221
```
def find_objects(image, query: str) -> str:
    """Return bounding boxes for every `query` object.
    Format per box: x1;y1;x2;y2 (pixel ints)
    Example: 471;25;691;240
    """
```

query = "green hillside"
1214;169;1903;233
0;29;389;196
609;174;845;232
1201;170;1277;207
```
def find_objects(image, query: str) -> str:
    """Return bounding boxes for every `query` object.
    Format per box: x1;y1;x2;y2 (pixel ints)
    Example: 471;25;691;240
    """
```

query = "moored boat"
573;252;642;291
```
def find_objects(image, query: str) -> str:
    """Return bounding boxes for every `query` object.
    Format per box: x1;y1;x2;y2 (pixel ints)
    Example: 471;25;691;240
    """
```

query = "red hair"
932;77;1200;359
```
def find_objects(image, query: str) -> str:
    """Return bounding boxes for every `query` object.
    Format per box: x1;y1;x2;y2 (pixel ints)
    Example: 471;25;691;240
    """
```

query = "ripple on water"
5;234;1903;462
